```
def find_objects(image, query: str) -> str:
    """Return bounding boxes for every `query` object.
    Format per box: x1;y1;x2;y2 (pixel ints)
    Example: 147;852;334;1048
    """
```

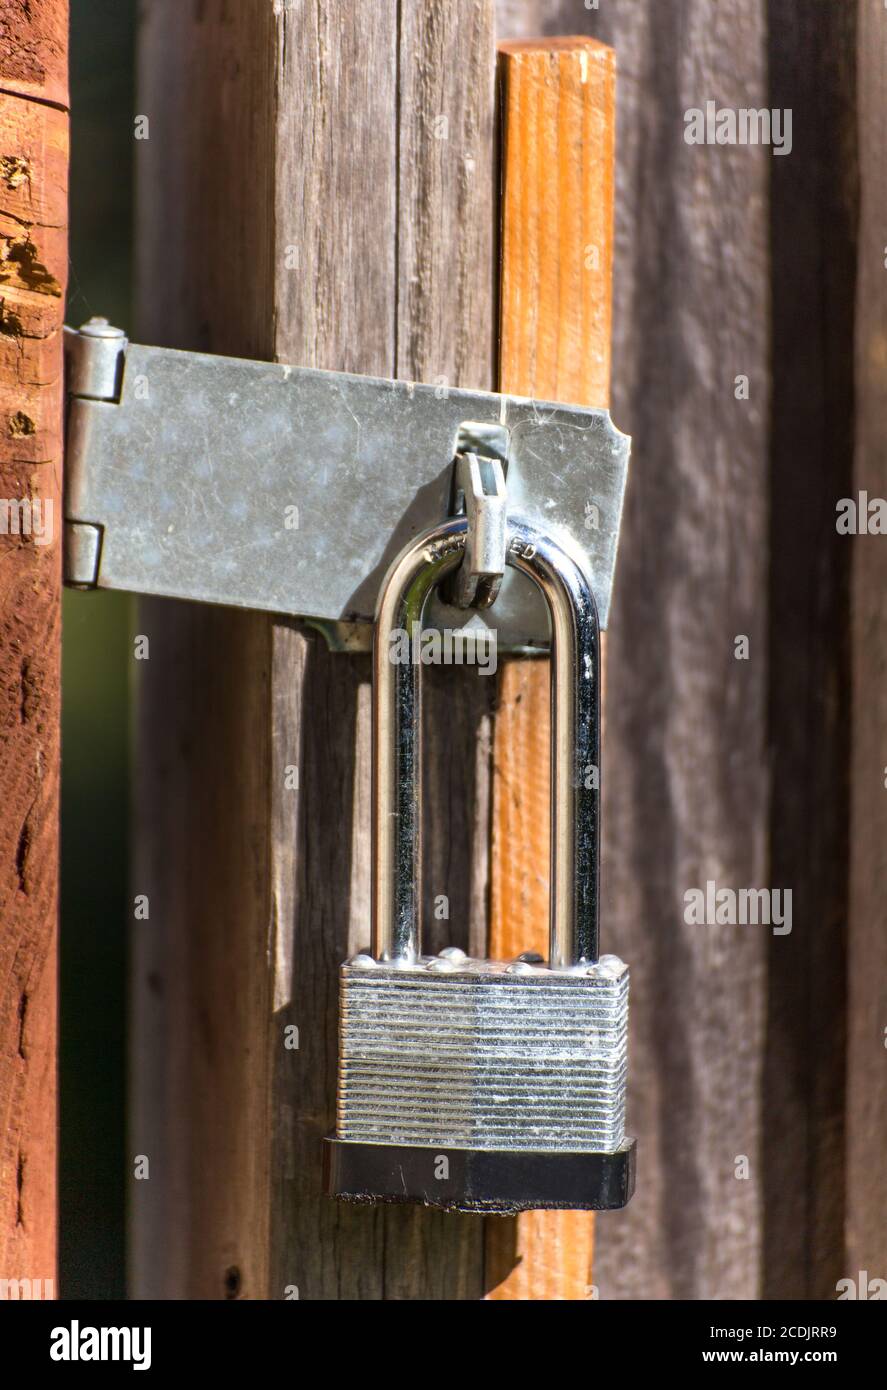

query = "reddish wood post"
0;0;68;1296
485;36;616;1301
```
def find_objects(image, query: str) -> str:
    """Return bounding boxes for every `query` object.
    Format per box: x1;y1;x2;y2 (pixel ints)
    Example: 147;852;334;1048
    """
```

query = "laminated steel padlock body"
324;515;636;1214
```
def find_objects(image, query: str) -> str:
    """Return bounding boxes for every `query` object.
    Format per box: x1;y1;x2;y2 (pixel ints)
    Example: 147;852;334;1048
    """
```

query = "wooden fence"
0;0;884;1302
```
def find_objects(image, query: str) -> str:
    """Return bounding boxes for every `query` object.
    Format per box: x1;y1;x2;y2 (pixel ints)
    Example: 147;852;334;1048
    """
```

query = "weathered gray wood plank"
270;0;496;1302
497;0;771;1300
389;0;497;1296
265;0;399;1305
397;0;496;967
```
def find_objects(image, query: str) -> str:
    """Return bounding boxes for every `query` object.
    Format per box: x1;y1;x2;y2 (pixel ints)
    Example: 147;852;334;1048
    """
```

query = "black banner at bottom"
1;1296;882;1377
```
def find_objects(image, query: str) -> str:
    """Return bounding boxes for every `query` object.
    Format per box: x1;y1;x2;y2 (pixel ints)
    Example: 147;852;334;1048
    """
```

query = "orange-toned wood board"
485;36;616;1301
0;0;68;1297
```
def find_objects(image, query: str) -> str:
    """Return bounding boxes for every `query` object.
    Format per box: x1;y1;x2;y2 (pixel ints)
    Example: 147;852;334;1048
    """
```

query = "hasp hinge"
63;319;630;651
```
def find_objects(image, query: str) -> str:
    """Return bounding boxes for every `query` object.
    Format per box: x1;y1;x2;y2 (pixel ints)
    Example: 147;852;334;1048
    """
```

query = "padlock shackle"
372;516;601;970
507;521;601;969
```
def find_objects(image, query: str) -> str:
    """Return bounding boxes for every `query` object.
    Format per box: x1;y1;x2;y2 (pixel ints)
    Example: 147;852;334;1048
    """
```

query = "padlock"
323;515;636;1214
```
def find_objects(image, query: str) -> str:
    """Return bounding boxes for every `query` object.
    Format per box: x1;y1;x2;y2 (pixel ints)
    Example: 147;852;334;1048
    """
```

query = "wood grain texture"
846;0;887;1286
270;0;496;1302
765;0;857;1300
496;0;770;1300
0;0;66;1296
132;0;278;1299
484;36;615;1302
0;0;67;107
133;0;496;1300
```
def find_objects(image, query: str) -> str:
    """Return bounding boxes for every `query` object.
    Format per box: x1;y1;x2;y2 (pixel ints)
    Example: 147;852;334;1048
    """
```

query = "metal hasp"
446;451;508;609
325;516;635;1215
63;321;630;651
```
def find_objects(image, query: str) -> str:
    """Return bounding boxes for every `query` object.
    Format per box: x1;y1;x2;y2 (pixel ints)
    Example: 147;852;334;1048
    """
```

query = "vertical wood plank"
496;0;771;1300
0;0;68;1296
387;0;497;1297
846;0;887;1288
266;0;399;1304
485;36;615;1302
765;0;857;1300
399;0;499;976
270;0;496;1303
132;1;278;1299
134;0;496;1300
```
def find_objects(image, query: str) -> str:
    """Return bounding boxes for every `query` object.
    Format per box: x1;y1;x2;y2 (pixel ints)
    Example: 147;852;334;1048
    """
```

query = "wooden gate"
1;0;885;1303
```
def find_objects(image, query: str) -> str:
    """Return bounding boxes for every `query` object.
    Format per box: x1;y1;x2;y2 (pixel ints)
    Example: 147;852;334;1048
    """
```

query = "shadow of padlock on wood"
324;515;636;1214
